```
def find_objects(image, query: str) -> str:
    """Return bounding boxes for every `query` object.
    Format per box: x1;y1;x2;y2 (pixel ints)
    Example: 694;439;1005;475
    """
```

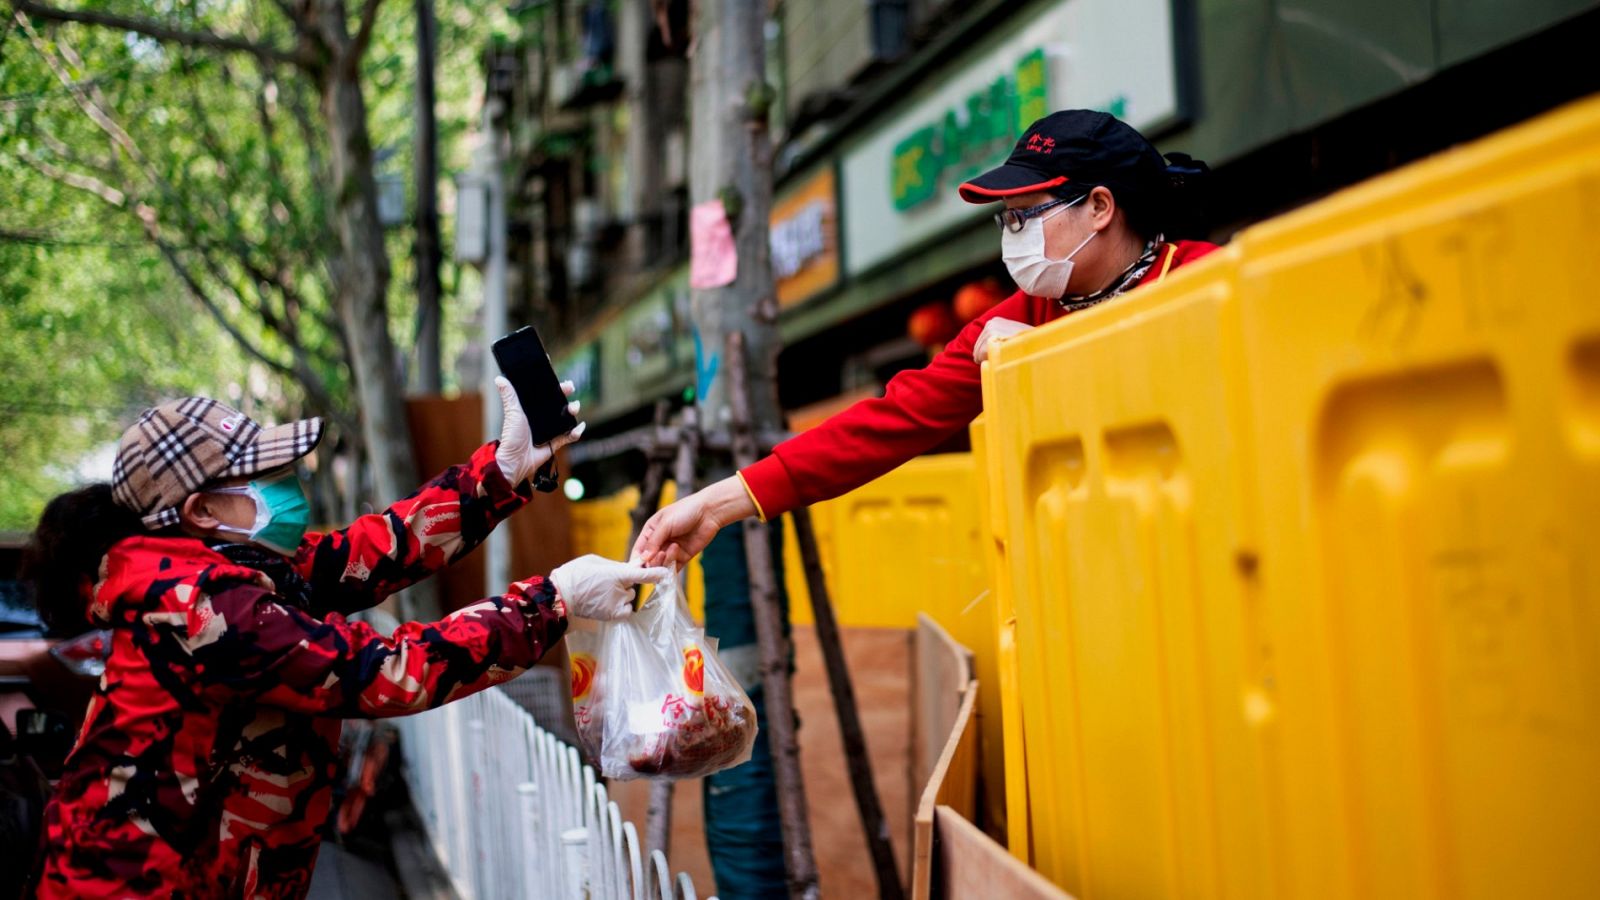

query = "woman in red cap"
23;379;667;898
635;109;1221;565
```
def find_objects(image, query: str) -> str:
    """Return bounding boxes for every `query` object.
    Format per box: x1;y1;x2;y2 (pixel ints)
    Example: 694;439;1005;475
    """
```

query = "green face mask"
210;470;312;556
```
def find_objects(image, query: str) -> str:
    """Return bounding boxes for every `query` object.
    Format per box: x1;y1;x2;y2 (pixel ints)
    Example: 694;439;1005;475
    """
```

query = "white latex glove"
495;375;586;485
972;317;1033;364
549;554;673;621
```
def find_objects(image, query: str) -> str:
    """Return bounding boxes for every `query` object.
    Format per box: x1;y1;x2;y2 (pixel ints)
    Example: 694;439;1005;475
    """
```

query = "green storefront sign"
890;48;1051;211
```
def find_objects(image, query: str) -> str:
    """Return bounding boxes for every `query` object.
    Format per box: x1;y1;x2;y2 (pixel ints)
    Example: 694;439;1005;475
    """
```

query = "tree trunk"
687;0;813;896
689;0;781;430
305;0;435;617
413;0;442;393
307;0;415;508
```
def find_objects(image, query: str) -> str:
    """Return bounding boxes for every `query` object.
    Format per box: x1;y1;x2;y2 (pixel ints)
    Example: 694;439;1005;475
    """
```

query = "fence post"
518;782;541;900
468;714;488;900
563;826;591;900
650;850;673;900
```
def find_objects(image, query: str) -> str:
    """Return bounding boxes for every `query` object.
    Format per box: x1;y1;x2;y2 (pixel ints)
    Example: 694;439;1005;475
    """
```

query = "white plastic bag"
566;572;757;780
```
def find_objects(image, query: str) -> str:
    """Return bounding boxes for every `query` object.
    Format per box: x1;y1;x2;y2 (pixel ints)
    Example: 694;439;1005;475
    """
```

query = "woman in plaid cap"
22;379;665;898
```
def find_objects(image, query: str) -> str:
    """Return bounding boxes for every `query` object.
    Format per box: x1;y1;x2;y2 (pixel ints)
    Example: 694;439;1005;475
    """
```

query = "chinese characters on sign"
768;167;840;308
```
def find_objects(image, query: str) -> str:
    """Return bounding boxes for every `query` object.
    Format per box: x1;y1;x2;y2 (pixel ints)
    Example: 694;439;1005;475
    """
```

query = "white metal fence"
396;685;715;900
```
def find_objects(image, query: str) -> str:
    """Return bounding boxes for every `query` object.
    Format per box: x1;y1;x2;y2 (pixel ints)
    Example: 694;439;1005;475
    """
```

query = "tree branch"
36;128;115;174
20;152;126;205
18;13;154;173
32;20;341;374
13;0;311;68
347;0;383;69
0;225;139;247
283;74;326;186
18;28;354;433
174;60;345;361
154;233;355;436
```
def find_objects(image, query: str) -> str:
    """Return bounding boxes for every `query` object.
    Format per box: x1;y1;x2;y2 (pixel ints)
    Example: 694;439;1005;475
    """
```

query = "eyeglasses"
993;194;1083;233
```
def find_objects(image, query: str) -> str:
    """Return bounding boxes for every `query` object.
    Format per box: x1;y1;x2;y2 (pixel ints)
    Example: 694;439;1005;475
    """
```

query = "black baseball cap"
958;109;1167;204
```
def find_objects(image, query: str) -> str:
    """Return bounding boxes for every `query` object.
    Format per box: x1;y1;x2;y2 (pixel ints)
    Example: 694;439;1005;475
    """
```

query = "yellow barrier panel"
982;95;1600;899
791;454;1011;841
571;457;989;632
1233;97;1600;900
802;454;987;629
985;252;1265;898
972;413;1029;855
567;486;639;568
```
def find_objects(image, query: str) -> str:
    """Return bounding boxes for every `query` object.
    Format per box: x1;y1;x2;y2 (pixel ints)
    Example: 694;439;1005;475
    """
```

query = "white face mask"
1001;196;1097;298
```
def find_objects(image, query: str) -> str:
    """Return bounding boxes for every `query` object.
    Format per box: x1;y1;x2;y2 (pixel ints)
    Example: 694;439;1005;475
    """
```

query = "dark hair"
1056;151;1212;241
21;484;147;635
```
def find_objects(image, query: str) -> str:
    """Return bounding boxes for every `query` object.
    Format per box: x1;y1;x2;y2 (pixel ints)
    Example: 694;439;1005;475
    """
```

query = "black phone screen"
490;326;579;446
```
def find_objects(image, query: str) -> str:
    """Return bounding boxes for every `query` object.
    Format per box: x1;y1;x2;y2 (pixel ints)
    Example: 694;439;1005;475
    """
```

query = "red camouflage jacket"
34;441;566;899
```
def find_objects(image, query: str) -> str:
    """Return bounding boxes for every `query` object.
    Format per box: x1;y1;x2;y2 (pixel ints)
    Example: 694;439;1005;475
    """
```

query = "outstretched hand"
631;476;756;567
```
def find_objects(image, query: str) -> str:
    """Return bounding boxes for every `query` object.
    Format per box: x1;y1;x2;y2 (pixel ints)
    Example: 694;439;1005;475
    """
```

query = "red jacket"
36;442;566;899
740;240;1221;518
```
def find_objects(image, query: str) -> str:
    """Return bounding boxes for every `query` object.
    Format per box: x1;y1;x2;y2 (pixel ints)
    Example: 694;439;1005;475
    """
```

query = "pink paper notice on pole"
689;198;738;289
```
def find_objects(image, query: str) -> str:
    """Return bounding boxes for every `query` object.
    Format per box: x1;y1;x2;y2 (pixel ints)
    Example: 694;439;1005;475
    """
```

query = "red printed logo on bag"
683;646;704;696
571;653;596;700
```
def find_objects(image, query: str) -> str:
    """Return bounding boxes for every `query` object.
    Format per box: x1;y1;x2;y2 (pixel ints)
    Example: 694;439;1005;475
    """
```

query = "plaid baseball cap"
111;397;324;529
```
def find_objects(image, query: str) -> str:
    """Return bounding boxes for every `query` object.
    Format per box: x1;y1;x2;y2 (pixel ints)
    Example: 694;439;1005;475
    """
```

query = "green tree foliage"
0;2;507;531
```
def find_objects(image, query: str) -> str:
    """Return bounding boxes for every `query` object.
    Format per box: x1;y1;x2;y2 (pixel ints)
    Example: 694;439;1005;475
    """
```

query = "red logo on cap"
1026;134;1056;154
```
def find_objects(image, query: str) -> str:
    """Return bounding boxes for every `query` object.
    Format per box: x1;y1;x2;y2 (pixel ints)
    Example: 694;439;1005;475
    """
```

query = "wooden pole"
727;332;820;899
793;506;907;899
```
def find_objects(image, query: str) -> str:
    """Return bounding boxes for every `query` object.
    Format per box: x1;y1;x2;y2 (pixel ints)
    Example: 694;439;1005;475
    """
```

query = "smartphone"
491;326;580;445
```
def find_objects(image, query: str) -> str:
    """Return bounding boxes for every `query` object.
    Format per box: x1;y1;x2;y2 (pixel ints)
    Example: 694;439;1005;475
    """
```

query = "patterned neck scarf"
1056;238;1163;313
211;542;314;610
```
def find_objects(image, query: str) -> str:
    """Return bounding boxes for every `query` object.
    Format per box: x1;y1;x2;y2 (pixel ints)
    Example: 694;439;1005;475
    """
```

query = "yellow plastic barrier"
571;456;990;624
981;95;1600;899
972;413;1029;855
567;486;640;569
1235;98;1600;900
798;453;988;630
983;249;1261;897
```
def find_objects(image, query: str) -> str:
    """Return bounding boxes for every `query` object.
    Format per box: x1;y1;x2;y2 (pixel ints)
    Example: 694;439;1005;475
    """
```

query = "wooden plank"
933;805;1073;900
910;611;979;900
912;614;974;804
911;681;976;900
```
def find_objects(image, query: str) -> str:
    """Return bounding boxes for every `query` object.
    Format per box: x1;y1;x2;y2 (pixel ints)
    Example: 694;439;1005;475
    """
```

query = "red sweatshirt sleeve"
740;289;1044;519
739;241;1221;519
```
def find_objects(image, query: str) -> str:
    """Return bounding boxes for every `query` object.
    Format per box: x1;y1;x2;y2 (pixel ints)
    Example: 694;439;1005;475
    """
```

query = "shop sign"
770;166;840;308
890;48;1050;212
841;0;1180;276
